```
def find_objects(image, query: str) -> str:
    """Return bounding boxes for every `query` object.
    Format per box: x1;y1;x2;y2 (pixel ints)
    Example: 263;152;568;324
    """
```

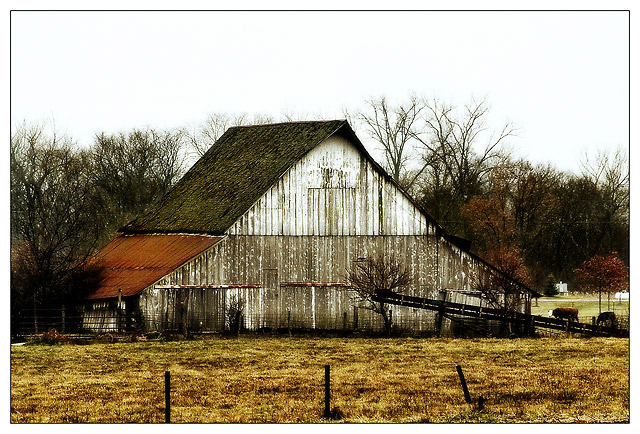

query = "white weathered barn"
83;120;536;335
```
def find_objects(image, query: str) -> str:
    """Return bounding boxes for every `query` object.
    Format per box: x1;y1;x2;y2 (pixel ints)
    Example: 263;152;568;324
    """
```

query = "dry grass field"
10;335;629;423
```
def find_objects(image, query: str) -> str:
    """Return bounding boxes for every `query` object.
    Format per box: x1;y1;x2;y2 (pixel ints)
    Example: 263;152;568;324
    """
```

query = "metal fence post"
324;365;331;417
456;365;472;404
165;371;171;423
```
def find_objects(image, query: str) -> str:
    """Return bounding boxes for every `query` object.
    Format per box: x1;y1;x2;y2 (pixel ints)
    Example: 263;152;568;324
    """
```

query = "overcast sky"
10;9;630;174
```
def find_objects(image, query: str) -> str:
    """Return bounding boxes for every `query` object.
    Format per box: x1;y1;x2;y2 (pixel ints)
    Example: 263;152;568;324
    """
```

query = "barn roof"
86;234;222;299
121;120;353;235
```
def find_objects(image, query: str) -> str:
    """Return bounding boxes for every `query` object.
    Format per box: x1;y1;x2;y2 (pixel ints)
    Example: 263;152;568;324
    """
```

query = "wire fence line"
13;308;437;336
12;306;629;339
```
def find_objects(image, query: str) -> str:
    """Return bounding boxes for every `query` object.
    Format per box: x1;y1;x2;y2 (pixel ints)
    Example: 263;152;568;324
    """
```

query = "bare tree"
580;148;629;254
471;248;532;337
226;295;245;336
280;109;310;122
412;98;517;233
250;113;276;125
183;112;246;157
90;127;187;240
184;112;276;158
473;248;530;311
10;122;103;321
346;254;413;336
350;95;426;182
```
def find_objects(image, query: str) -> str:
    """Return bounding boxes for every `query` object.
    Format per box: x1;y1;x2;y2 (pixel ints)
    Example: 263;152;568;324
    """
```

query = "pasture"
10;335;629;423
531;294;630;322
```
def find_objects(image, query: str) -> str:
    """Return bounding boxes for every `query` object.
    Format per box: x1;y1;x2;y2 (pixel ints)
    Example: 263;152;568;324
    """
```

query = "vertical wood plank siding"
226;135;432;237
138;234;485;333
136;133;517;334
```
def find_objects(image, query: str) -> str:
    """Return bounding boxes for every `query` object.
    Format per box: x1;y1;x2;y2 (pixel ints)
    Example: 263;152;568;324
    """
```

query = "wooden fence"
13;294;628;338
375;292;629;338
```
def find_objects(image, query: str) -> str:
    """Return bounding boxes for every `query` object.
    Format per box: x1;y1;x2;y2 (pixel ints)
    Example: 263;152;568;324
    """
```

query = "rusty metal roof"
86;234;222;299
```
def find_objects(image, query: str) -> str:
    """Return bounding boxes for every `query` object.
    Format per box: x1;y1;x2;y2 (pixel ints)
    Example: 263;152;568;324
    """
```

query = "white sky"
9;6;631;174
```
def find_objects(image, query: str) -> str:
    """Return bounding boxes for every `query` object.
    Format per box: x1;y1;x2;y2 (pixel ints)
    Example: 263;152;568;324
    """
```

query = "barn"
82;120;537;336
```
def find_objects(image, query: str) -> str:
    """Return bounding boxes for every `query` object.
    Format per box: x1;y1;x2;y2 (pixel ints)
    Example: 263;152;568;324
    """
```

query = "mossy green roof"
121;120;348;235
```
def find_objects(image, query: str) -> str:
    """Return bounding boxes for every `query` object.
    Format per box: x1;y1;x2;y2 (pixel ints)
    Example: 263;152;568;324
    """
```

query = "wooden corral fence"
375;292;629;338
13;296;628;338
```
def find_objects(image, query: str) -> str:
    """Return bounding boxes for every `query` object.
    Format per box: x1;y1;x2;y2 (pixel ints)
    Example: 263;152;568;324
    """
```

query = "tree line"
10;96;629;318
346;95;628;296
10;124;187;317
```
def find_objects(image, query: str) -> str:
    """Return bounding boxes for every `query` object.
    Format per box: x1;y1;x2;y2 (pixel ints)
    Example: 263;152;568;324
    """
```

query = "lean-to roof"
86;234;221;299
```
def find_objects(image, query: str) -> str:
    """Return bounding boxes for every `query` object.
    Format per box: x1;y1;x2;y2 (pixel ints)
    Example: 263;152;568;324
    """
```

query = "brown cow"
548;307;579;322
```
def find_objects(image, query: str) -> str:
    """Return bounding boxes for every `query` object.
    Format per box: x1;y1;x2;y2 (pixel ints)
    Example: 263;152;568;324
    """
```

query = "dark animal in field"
548;307;579;322
596;311;617;328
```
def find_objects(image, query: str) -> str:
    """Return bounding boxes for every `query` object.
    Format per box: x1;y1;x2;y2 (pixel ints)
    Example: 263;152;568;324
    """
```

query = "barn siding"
226;135;433;237
137;234;486;333
157;236;444;289
139;283;440;334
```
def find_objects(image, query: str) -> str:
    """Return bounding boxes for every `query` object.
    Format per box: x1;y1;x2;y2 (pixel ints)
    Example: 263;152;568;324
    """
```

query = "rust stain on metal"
87;234;222;299
281;282;351;287
154;284;261;289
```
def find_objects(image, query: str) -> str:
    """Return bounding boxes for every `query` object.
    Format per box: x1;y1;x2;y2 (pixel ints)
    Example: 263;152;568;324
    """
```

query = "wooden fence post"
324;365;331;417
353;306;358;330
456;365;472;404
529;315;535;337
437;303;445;337
165;371;171;423
33;297;38;334
118;288;123;333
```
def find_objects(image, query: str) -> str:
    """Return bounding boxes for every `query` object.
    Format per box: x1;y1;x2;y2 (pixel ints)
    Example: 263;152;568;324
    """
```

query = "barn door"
262;268;279;328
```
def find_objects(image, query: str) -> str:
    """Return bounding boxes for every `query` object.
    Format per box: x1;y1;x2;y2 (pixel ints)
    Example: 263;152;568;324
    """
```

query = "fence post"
437;290;446;337
353;306;358;330
437;303;445;337
33;297;38;334
61;304;66;334
118;288;123;333
529;315;535;337
324;365;331;417
456;365;472;404
165;371;171;423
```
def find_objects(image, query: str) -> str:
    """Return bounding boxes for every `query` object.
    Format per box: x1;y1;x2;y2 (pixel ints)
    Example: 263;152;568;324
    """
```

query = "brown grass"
10;335;629;423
